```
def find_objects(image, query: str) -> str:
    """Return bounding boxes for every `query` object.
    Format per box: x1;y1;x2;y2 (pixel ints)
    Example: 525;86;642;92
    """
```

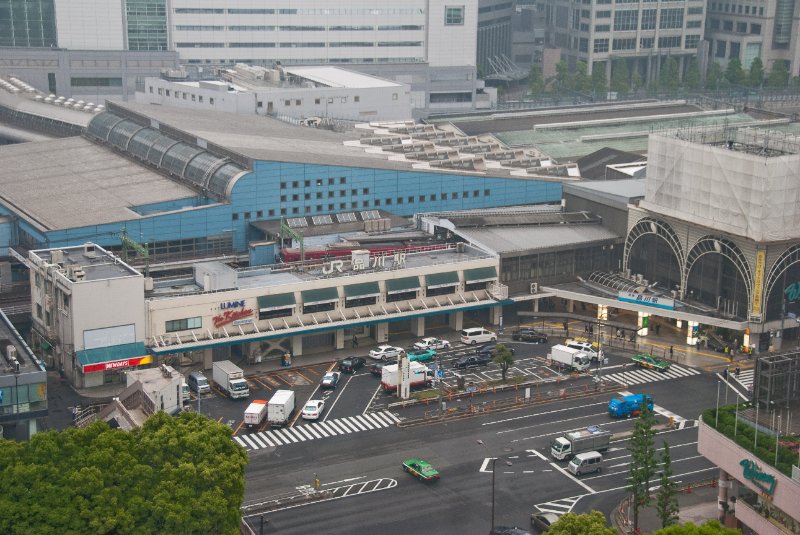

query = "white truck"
267;389;296;427
548;344;591;372
550;426;612;461
212;360;250;399
381;361;433;392
244;399;268;427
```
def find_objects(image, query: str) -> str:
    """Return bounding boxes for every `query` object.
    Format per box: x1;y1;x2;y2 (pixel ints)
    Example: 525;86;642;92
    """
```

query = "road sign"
437;370;445;379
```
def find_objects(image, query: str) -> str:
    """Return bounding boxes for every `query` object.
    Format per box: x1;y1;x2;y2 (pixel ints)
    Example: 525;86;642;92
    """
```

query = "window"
709;18;720;30
316;204;323;211
285;100;291;106
328;178;335;185
397;197;404;204
419;195;426;202
351;202;358;208
595;24;610;32
613;10;638;31
292;181;299;187
408;196;414;203
36;304;42;319
292;194;299;201
484;189;490;196
640;37;654;49
442;193;448;200
445;6;465;25
659;8;683;29
232;213;240;221
292;207;299;214
658;35;681;48
736;22;747;33
723;20;733;31
751;23;761;35
685;35;700;49
463;191;469;198
315;98;321;105
730;41;740;59
362;188;369;194
340;177;346;184
244;212;251;220
316;192;322;199
687;20;702;28
354;96;360;102
268;209;275;217
166;317;202;332
613;38;636;50
328;190;334;198
281;208;287;215
641;9;657;30
386;198;392;205
430;194;437;201
339;203;346;209
304;193;311;200
452;192;459;199
305;180;311;187
596;10;611;18
594;38;609;53
70;77;123;87
362;201;369;207
351;189;358;195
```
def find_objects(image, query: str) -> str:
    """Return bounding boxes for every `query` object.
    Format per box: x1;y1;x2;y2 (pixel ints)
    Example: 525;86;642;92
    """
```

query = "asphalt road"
240;349;724;535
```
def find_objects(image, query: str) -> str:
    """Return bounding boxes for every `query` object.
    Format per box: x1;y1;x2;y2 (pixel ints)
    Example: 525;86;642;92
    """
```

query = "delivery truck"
212;360;250;399
548;344;591;372
267;389;295;427
381;361;433;392
608;394;654;418
550;425;612;461
243;399;268;427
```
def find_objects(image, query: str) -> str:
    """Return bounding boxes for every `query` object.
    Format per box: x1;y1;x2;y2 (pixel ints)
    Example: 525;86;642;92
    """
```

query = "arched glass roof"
85;111;247;201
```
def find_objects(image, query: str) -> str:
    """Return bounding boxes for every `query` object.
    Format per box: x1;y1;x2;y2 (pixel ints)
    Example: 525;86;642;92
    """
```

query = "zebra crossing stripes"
601;363;700;387
234;410;400;451
533;496;582;515
732;369;754;390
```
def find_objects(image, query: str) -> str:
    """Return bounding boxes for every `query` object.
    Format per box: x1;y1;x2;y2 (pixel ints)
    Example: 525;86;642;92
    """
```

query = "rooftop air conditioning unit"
530;282;539;294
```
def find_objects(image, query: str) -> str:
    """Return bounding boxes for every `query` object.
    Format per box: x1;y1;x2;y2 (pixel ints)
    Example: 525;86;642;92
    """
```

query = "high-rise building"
0;0;57;48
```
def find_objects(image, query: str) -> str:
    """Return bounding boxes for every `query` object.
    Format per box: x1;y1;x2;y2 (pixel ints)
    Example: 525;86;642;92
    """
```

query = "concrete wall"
71;274;146;352
53;0;125;50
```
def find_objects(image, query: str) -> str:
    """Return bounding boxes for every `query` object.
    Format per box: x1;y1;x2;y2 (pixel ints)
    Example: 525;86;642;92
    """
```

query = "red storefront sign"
213;308;253;328
83;355;153;373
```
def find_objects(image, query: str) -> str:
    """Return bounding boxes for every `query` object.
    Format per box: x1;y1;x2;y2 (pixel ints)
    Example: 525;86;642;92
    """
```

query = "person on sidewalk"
669;345;674;359
352;335;358;348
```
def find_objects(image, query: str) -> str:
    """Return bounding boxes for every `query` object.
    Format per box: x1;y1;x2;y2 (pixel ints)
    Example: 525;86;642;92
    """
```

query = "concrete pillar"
375;322;389;344
449;311;463;331
687;320;699;346
335;329;345;350
638;311;650;336
291;335;303;357
241;342;252;361
411;317;425;337
201;348;213;370
533;299;539;313
490;305;502;326
566;299;574;313
718;469;730;521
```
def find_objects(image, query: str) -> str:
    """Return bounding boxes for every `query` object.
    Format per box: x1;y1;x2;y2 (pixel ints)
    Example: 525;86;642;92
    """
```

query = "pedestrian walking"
589;324;594;335
735;366;740;377
616;328;622;339
669;345;674;359
655;324;661;335
722;368;728;379
352;335;358;348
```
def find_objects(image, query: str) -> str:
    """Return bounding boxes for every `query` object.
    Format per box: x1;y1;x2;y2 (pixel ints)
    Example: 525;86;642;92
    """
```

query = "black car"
338;357;366;373
369;361;386;376
491;527;531;535
512;329;548;344
476;342;515;357
453;354;492;369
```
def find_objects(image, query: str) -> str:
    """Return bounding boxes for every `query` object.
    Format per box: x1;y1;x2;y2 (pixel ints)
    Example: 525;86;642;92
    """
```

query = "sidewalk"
616;482;721;534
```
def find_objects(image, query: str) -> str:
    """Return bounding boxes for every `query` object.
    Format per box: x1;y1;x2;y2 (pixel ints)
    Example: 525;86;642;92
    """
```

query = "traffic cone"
686;483;692;494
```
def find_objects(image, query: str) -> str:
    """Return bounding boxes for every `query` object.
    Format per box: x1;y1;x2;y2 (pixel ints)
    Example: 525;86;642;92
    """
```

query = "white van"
567;451;603;476
181;380;190;405
566;341;604;362
187;371;211;394
460;327;497;345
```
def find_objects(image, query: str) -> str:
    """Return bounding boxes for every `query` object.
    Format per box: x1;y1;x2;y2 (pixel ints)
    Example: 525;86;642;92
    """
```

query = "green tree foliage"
627;403;658;533
706;62;724;90
684;58;701;90
724;58;746;87
655;441;680;528
591;63;608;96
547;511;616;535
555;60;573;93
492;343;515;382
747;57;764;88
574;61;592;93
610;59;630;94
529;64;545;96
631;71;643;93
652;519;741;534
766;60;790;89
0;412;247;535
661;57;681;92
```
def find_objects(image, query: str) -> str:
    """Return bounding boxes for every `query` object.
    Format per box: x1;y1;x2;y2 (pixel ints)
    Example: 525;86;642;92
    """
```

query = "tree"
627;403;658;533
724;58;746;87
631;70;643;93
747;57;764;88
661;57;681;92
592;63;608;96
684;58;701;90
766;60;790;89
548;511;615;535
574;61;592;94
652;519;741;534
492;343;514;382
0;412;248;535
555;60;573;93
655;441;680;528
529;64;545;96
706;62;724;90
610;59;630;94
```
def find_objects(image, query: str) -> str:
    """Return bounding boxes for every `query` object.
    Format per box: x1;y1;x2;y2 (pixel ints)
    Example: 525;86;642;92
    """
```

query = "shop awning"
302;287;340;305
77;342;150;373
464;266;498;283
257;293;296;311
426;271;459;289
344;281;381;299
385;276;421;294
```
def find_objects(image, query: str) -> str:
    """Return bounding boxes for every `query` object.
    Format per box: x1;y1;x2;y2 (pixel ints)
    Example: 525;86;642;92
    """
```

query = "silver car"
368;345;405;362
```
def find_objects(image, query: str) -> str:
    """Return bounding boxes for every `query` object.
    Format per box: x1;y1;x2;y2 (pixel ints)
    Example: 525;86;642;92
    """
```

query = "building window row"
280;178;348;189
166;317;202;333
151;86;217;105
709;2;765;16
176;8;422;16
708;18;762;35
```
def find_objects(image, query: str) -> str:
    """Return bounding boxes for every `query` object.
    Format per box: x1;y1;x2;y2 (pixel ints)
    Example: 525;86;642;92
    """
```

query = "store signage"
322;252;407;274
220;300;246;310
785;282;800;303
740;458;777;496
617;291;675;310
83;355;153;374
213;308;253;328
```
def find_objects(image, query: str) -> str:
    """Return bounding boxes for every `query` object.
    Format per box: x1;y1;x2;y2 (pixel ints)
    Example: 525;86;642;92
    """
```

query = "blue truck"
608;394;654;418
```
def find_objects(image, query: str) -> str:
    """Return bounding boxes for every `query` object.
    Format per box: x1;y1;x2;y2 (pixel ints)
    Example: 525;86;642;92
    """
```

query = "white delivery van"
460;327;496;345
567;451;603;476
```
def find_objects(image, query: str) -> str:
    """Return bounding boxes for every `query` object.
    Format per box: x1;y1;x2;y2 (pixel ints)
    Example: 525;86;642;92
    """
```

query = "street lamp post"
477;440;512;532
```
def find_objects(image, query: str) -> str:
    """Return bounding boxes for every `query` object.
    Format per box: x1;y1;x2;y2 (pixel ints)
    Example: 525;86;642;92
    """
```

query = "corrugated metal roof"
456;224;620;254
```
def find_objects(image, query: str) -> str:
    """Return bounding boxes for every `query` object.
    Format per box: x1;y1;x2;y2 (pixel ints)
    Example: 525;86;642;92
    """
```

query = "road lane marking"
484;401;608;426
526;449;550;461
549;462;596;494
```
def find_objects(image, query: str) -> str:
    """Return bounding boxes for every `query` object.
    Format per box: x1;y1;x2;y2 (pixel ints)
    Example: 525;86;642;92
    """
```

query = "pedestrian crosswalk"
731;369;754;391
532;495;582;515
600;363;700;387
234;410;400;451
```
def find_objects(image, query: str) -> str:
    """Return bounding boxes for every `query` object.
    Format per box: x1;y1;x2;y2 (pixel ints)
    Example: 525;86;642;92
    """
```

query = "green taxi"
631;353;671;372
402;458;440;482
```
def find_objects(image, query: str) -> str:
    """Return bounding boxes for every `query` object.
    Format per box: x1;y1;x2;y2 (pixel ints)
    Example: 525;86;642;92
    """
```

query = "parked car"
413;337;451;350
320;372;341;389
338;356;366;373
369;345;405;362
460;327;496;345
453;354;492;369
530;512;561;532
512;329;548;344
476;342;515;357
406;348;436;363
491;527;531;535
401;458;440;482
369;361;386;376
301;399;325;420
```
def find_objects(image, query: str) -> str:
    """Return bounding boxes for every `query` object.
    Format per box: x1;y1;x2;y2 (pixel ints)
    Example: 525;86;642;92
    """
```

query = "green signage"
740;459;777;496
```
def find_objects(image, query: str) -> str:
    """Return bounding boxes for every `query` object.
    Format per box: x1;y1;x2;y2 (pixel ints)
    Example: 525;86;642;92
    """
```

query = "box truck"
608;394;654;418
267;389;296;427
548;344;591;372
244;399;268;427
381;361;433;392
212;360;250;399
550;426;612;460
